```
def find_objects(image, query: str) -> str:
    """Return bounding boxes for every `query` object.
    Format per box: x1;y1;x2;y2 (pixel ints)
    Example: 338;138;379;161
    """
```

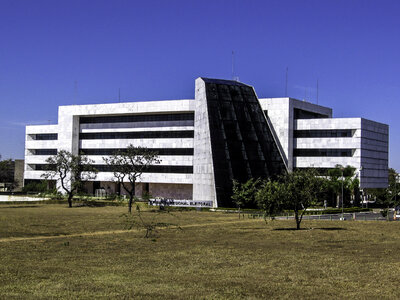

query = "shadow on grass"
273;227;346;231
0;205;40;209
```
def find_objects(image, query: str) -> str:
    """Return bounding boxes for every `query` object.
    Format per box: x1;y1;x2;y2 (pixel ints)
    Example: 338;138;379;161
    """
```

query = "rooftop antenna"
285;67;288;97
118;88;121;103
74;80;78;104
231;50;239;81
316;79;319;105
231;50;234;79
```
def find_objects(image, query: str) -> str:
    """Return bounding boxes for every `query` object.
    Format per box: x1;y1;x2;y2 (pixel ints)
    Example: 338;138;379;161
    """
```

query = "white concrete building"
24;78;388;207
259;98;388;188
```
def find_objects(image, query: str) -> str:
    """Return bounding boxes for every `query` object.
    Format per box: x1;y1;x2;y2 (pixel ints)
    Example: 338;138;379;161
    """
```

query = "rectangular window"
33;149;58;155
35;134;58;140
79;148;194;156
79;130;194;140
294;108;329;119
293;148;353;157
33;164;193;174
79;113;194;124
294;129;353;138
89;165;193;174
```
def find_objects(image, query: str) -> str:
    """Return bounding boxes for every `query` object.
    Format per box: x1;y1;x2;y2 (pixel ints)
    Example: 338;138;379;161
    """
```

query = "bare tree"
42;150;97;207
103;145;160;213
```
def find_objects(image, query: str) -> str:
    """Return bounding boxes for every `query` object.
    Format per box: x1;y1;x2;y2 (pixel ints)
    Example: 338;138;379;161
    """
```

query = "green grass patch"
0;204;399;298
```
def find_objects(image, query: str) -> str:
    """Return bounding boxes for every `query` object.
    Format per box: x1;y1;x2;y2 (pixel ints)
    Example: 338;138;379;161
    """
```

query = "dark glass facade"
294;108;329;119
35;133;58;140
89;165;193;174
79;130;194;140
33;164;192;174
33;164;56;171
80;113;194;124
34;149;58;155
294;148;354;157
80;148;194;156
202;78;286;207
294;129;354;138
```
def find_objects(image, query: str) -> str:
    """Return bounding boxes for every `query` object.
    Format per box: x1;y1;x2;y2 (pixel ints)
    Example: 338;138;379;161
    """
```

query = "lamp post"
395;173;399;204
341;168;344;220
358;166;363;208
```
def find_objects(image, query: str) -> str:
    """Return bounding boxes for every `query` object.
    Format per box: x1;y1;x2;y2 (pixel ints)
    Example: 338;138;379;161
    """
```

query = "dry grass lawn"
0;203;399;299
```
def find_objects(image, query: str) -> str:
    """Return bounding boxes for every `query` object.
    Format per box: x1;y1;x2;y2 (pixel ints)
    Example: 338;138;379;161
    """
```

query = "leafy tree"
255;179;284;220
369;168;399;210
282;169;323;229
327;164;359;207
232;178;261;210
42;150;97;207
0;156;13;182
0;155;17;191
103;145;160;213
256;169;323;230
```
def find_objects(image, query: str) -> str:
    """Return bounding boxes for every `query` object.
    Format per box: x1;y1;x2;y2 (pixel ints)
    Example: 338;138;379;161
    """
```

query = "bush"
22;181;48;193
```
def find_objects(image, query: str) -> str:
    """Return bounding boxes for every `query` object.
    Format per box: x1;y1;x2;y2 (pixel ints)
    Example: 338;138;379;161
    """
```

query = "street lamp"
341;168;344;221
358;166;363;207
395;173;399;204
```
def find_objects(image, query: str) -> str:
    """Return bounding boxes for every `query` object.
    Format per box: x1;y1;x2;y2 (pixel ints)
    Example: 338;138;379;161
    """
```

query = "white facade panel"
24;155;52;164
95;172;193;184
26;124;58;134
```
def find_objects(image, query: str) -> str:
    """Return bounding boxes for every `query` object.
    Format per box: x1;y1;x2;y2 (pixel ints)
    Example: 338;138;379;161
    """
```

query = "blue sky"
0;0;399;169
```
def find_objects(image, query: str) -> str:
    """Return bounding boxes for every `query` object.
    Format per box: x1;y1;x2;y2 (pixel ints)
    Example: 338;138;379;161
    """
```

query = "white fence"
0;195;49;202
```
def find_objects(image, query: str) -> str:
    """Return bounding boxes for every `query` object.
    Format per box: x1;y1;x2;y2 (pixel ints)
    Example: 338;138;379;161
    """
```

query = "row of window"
79;130;194;140
294;148;354;157
293;108;329;120
79;148;194;156
33;164;193;174
80;113;195;124
32;149;58;155
293;167;335;176
294;129;354;138
34;133;58;140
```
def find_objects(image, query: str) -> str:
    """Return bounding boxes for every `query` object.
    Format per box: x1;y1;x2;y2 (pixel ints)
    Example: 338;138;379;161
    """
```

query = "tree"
232;178;261;211
327;165;359;207
369;168;399;212
255;179;285;220
103;145;160;213
256;169;323;230
0;155;16;190
42;150;97;207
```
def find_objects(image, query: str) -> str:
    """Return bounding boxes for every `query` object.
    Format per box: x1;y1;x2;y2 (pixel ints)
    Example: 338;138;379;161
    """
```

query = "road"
276;211;398;221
